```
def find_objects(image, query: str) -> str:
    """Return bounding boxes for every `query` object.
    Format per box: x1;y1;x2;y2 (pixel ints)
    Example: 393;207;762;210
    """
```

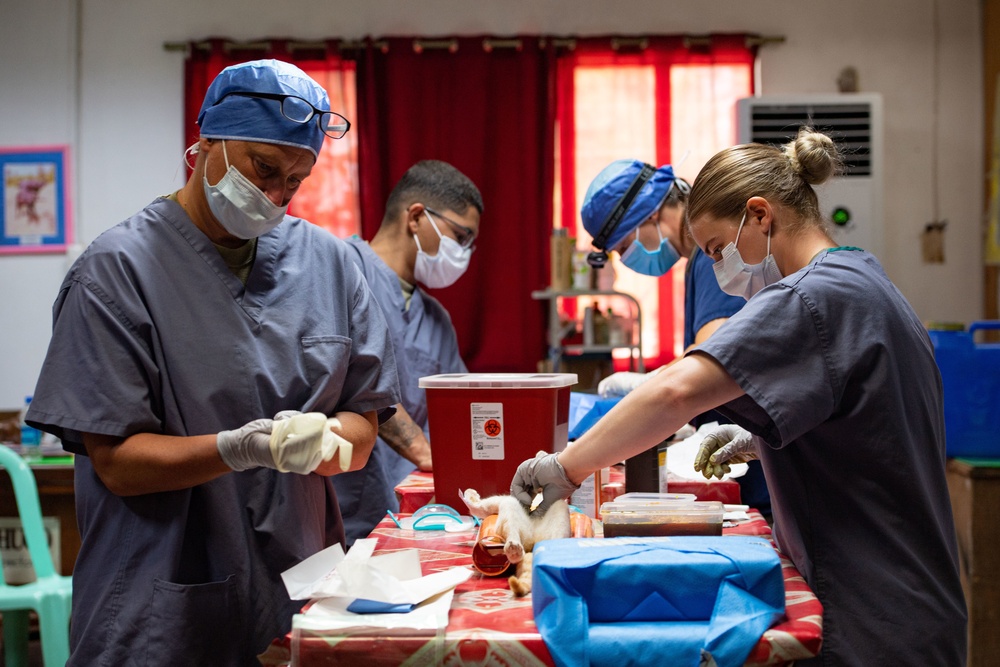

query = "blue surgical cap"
581;160;676;250
197;59;331;158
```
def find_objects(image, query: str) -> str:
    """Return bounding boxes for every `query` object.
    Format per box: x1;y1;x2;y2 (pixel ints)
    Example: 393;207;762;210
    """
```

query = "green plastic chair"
0;445;72;666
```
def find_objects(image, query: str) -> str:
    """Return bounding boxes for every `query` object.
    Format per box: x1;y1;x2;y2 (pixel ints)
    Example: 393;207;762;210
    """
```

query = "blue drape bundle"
532;536;785;667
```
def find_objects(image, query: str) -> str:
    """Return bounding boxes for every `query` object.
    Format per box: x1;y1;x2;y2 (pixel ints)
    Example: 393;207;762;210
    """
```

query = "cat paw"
508;574;531;597
505;540;524;564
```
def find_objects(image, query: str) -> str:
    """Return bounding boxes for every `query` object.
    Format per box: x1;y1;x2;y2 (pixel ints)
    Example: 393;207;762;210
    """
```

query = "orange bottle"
570;511;595;538
471;514;512;576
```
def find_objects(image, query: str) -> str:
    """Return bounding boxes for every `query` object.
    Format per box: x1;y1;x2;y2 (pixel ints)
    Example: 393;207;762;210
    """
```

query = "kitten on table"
460;450;580;596
460;486;571;596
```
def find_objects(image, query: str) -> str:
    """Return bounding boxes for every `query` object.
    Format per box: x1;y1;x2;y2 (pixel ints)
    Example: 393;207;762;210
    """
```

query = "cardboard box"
946;458;1000;667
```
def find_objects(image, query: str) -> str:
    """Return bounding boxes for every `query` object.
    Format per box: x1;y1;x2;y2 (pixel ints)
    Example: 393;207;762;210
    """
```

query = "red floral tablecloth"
394;468;742;513
271;511;822;666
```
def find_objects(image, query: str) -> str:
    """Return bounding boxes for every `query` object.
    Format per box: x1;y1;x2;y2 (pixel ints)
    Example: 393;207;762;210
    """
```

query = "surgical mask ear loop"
413;209;443;255
734;211;748;247
633;216;664;252
202;140;233;188
424;209;445;241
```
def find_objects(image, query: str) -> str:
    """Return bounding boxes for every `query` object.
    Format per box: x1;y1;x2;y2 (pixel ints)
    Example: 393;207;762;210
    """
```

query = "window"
556;45;753;369
286;64;361;239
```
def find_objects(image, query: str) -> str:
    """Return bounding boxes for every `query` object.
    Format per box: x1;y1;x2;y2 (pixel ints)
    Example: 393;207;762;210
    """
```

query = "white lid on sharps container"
418;373;578;389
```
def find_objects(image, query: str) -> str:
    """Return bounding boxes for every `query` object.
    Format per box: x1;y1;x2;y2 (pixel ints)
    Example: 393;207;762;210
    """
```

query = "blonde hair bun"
783;128;841;186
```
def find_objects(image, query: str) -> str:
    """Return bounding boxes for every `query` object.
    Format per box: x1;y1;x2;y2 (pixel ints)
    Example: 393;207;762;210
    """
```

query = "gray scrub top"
26;198;400;666
695;248;966;666
332;237;467;544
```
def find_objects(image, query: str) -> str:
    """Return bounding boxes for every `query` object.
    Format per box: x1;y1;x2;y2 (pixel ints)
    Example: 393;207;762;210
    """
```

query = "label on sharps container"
570;472;598;518
471;402;504;460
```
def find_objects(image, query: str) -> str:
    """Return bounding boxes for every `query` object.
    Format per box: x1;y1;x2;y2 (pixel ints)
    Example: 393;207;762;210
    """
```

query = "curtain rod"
163;34;784;54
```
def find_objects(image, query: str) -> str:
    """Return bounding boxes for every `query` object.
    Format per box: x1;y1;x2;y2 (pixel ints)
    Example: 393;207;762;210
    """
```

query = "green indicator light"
831;207;851;226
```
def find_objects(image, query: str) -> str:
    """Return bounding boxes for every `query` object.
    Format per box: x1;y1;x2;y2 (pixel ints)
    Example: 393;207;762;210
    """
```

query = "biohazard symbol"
483;419;502;437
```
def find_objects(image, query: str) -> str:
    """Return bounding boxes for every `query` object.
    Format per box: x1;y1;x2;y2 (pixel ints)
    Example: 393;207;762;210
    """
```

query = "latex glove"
269;412;353;473
598;372;651;398
276;410;353;470
510;452;580;515
693;424;760;480
217;418;276;472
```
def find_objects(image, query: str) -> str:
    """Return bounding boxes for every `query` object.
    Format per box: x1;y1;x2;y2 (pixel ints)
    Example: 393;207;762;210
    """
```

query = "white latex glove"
597;371;652;398
268;412;353;474
216;418;276;472
693;424;760;480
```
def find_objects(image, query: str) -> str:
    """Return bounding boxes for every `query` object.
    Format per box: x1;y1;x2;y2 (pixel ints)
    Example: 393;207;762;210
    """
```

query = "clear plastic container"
600;500;725;538
19;395;42;463
614;492;697;504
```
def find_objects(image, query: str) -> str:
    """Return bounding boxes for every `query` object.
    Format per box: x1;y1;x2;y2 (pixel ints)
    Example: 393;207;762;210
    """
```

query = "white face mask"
712;211;783;300
202;140;288;240
413;210;472;288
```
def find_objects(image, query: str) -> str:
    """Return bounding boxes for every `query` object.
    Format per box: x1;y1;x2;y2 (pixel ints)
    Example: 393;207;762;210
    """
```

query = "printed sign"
0;516;61;583
470;402;504;460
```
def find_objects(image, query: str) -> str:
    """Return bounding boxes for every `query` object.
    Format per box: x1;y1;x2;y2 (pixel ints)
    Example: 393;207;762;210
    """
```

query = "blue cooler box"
928;321;1000;458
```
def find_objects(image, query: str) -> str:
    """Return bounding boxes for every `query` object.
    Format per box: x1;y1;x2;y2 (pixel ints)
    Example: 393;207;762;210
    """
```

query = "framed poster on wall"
0;145;72;254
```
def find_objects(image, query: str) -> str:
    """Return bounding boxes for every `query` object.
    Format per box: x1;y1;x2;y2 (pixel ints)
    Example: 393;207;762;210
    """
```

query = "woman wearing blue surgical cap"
512;129;966;665
582;159;772;520
25;60;400;665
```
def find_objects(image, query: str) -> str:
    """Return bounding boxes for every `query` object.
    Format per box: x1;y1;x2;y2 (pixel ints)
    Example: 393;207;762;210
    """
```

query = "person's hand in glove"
693;424;760;480
216;418;276;472
597;371;652;398
510;452;580;515
269;412;350;474
217;412;343;474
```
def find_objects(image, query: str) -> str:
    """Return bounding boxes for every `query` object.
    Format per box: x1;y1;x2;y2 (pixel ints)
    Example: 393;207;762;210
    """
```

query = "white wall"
0;0;983;409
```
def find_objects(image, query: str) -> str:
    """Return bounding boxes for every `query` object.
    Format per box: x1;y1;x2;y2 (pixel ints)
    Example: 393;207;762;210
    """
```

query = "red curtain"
354;36;556;373
556;34;756;369
184;35;753;374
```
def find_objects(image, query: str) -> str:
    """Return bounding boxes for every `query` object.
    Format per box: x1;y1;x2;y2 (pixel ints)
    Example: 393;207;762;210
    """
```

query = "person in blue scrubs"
334;160;482;544
586;163;772;519
513;129;966;665
25;60;400;666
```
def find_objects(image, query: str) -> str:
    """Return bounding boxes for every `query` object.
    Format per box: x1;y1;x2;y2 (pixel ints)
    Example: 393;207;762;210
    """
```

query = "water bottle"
19;396;42;463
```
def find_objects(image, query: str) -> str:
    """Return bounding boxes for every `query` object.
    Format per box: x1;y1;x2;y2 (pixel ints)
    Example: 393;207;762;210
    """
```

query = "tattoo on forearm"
379;417;423;451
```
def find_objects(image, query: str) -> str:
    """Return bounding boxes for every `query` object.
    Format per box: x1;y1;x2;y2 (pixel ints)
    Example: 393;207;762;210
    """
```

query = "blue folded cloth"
346;598;417;614
532;536;785;667
568;392;622;440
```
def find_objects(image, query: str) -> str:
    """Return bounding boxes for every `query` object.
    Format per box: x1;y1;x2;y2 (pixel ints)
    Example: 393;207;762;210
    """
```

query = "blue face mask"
619;223;680;276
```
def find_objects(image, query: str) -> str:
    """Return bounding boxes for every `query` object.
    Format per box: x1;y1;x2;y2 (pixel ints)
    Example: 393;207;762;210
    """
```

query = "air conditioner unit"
737;93;884;259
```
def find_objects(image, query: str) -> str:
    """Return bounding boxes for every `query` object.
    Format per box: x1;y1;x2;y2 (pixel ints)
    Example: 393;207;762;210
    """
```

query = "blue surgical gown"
26;198;400;666
332;237;467;544
695;248;967;666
